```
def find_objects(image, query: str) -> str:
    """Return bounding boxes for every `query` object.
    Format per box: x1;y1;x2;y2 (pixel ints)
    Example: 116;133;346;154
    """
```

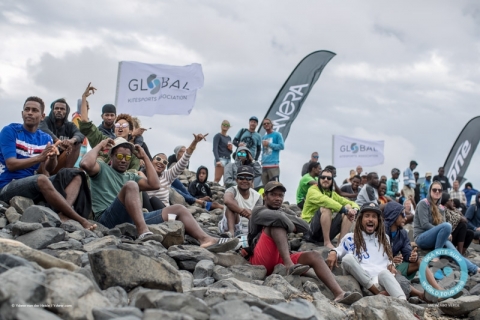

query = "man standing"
296;162;320;208
0;97;96;230
260;118;284;186
419;172;432;200
38;98;85;173
450;180;467;205
218;166;262;237
356;165;363;176
232;116;262;161
301;152;320;176
248;181;362;304
97;104;116;139
302;169;359;249
403;160;417;201
356;172;380;207
433;167;451;192
386;168;400;199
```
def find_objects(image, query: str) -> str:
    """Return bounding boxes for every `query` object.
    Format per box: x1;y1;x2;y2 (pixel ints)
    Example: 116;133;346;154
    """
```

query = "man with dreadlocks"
326;202;407;300
302;168;359;249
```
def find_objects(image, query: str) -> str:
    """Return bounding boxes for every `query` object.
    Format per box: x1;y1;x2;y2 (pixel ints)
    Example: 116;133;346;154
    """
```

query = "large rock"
15;227;65;249
0;216;7;228
149;221;185;248
439;296;480;316
143;309;194;320
212;265;234;281
10;196;34;214
303;281;346;319
193;260;215;279
228;264;267;281
169;188;187;206
209;278;284;304
263;274;302;299
0;238;78;271
0;253;37;274
0;266;46;304
5;207;21;223
263;298;323;320
134;290;210;320
0;304;62;320
179;270;194;292
83;235;121;252
92;306;142;320
19;205;61;226
89;249;183;292
168;245;218;263
351;295;424;319
101;286;129;307
210;300;275;320
44;268;112;320
11;221;43;236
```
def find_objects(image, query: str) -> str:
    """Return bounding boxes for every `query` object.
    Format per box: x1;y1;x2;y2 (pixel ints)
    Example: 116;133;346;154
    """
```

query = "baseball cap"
425;172;432;177
249;116;258;122
410;160;418;166
237;165;254;177
264;181;286;192
102;104;116;115
108;137;134;156
359;202;382;215
361;172;368;177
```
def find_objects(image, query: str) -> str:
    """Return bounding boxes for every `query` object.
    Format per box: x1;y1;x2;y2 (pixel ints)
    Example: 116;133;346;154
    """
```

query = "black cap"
359;202;382;215
237;165;254;177
264;181;286;192
249;116;258;122
410;160;418;166
102;104;116;115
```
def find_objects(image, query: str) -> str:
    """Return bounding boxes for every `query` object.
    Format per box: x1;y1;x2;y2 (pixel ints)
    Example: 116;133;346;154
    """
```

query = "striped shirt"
147;152;191;206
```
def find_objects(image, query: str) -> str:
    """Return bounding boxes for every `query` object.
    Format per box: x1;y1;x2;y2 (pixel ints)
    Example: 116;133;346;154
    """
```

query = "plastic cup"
168;214;177;222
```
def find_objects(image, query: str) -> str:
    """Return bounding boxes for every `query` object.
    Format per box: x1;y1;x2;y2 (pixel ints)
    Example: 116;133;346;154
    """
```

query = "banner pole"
331;135;334;167
114;61;122;108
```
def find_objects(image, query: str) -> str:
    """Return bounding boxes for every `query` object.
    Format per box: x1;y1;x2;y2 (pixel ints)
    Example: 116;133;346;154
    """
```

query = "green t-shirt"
296;173;318;203
91;161;142;220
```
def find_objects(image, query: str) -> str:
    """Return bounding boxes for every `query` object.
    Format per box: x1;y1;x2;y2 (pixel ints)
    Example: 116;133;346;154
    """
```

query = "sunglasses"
222;124;230;127
313;156;319;158
263;122;271;126
319;175;332;181
237;151;247;157
432;188;442;193
115;154;132;161
154;157;168;166
237;176;253;181
115;123;129;128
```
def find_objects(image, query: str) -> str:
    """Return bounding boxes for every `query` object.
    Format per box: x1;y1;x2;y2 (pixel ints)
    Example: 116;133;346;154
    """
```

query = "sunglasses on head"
432;188;442;193
115;154;132;161
115;123;129;128
154;156;168;166
237;151;247;157
237;175;253;181
319;175;332;181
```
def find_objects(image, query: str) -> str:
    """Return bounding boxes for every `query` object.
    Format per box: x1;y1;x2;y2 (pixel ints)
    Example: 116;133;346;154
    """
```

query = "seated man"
248;181;362;304
466;192;480;240
356;172;380;207
0;96;95;230
326;202;406;300
218;166;263;238
188;166;223;211
295;162;320;209
80;137;238;251
340;175;361;201
384;201;443;302
38;98;85;174
301;169;359;249
223;146;262;189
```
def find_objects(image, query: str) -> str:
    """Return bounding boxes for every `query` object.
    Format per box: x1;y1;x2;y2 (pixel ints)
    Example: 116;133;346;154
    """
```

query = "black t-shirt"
432;175;451;190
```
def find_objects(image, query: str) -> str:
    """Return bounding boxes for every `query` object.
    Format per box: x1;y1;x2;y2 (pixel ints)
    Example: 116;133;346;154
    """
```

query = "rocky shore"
0;170;480;320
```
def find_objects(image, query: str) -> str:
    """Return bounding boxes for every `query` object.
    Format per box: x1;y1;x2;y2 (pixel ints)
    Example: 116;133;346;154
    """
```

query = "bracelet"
329;249;337;254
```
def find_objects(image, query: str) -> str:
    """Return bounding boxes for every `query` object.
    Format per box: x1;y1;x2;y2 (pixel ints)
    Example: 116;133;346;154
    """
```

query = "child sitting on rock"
188;166;223;211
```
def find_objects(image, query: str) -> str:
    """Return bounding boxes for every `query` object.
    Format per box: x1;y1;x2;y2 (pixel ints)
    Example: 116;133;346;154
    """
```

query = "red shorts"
249;231;303;275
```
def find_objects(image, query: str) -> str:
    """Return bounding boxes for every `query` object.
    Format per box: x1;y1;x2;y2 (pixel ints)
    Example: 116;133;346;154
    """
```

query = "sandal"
286;264;310;276
335;291;362;305
137;231;153;240
205;237;239;253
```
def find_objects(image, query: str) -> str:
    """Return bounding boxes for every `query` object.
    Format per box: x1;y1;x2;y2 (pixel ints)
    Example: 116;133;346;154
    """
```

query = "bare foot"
325;243;335;249
200;237;218;248
81;219;97;231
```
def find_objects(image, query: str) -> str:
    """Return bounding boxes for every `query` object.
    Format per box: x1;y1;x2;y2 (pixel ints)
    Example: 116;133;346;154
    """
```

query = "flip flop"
286;264;310;276
205;237;239;253
137;231;153;240
335;291;362;305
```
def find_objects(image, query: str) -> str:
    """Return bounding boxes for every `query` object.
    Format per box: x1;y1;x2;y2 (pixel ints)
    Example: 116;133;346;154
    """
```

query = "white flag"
115;61;204;116
333;135;385;168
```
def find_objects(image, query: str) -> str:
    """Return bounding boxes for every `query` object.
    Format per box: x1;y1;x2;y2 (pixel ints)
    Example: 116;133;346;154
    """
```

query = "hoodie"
167;145;189;169
466;192;480;231
188;166;212;199
413;182;446;240
223;146;262;188
464;187;479;207
38;99;84;143
383;202;412;262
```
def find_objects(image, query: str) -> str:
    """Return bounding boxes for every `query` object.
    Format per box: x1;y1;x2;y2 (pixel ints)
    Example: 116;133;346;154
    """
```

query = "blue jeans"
416;222;478;274
98;197;164;228
214;157;231;167
171;178;196;205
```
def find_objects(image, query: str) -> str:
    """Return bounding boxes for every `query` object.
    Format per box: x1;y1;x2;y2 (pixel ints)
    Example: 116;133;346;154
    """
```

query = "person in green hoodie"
302;168;359;249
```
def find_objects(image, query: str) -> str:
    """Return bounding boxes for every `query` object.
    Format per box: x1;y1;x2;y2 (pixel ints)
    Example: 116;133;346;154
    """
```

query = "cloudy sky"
2;1;480;202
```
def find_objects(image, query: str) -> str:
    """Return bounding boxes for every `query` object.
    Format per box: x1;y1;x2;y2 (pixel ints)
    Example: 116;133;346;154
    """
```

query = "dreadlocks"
353;209;393;263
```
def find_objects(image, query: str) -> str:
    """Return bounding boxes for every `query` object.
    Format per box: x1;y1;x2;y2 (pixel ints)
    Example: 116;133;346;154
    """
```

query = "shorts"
98;197;164;228
305;208;343;242
261;167;280;186
250;231;303;275
215;157;231;167
0;175;56;203
396;262;416;280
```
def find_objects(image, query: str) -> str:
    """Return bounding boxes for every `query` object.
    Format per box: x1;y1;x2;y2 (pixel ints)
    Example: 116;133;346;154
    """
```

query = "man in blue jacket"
260;118;284;186
383;201;443;301
466;192;480;240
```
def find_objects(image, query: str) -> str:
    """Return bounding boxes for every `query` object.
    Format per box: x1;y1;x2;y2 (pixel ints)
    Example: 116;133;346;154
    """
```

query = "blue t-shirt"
261;131;284;166
0;123;53;189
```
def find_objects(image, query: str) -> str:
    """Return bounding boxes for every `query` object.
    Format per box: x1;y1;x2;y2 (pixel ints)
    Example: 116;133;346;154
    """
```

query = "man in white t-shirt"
219;166;263;237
